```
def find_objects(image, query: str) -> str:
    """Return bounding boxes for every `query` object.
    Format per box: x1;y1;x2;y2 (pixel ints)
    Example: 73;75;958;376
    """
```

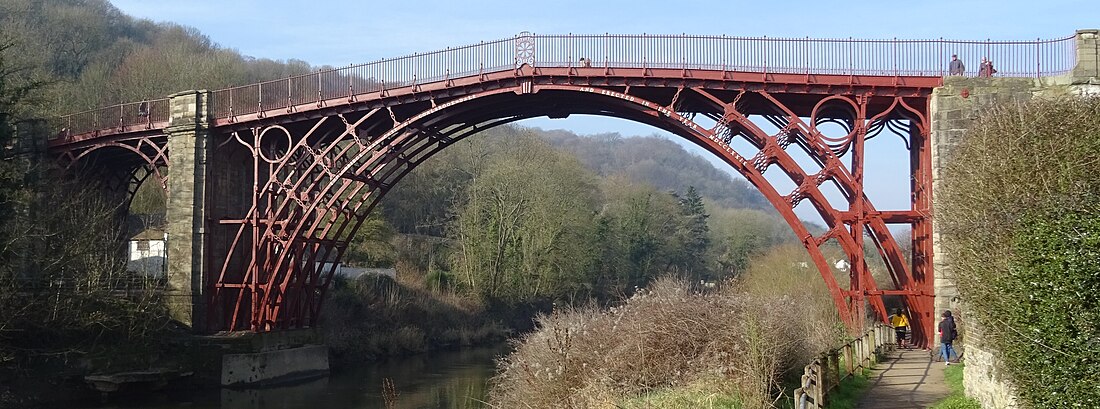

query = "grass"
930;363;981;409
619;381;746;409
823;369;872;409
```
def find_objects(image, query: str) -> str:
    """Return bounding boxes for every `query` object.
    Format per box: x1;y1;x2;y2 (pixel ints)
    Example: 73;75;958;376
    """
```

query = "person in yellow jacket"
890;308;910;348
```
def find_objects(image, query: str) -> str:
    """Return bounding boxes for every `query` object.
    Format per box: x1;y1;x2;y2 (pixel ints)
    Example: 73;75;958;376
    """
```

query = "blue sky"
107;0;1096;223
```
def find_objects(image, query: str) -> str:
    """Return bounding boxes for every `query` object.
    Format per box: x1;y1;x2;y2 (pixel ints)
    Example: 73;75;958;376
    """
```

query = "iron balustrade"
57;33;1077;138
54;98;169;139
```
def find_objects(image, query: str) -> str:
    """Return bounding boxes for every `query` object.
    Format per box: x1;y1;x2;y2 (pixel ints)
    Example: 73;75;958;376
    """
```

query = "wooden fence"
793;324;894;408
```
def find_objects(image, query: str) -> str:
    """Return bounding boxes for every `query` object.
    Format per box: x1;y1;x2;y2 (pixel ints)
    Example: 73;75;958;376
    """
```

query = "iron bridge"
50;33;1079;347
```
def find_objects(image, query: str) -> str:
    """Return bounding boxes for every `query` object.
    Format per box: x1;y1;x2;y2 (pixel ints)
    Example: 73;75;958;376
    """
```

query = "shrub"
488;277;833;408
939;97;1100;407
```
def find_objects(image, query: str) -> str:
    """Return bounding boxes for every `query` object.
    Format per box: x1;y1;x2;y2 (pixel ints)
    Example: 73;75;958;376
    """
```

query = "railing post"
804;36;809;74
848;37;854;76
1036;38;1042;79
939;38;945;77
893;37;899;78
763;35;769;76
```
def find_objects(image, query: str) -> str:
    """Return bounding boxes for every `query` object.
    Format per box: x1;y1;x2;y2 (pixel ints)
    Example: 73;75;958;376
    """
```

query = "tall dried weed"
490;267;844;408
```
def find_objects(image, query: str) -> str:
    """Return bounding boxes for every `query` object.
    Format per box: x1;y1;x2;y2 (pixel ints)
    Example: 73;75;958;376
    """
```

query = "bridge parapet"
56;33;1080;138
1073;29;1099;81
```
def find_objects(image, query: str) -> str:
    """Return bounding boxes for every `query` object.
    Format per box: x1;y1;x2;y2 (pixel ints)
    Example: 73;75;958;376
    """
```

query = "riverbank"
59;343;510;409
0;271;526;409
321;273;520;368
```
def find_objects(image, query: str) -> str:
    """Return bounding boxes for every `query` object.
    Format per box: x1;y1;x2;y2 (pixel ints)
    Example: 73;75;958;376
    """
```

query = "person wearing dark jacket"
939;310;959;365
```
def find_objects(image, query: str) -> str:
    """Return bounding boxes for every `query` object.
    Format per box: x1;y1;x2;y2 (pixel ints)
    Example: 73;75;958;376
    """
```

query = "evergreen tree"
675;186;710;279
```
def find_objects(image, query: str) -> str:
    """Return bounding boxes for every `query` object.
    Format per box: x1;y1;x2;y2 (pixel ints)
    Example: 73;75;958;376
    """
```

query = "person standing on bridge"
939;310;959;365
978;57;997;78
949;54;965;76
890;308;910;348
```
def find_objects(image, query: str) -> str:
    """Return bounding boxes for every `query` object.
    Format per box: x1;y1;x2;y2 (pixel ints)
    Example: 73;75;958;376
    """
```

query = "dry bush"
489;276;826;408
734;244;846;364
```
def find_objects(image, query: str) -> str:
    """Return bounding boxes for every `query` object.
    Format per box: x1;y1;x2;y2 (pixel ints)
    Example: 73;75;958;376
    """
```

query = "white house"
127;216;166;277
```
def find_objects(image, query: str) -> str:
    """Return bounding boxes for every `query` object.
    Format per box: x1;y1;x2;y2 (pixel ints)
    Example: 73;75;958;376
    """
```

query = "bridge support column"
165;90;212;331
1073;29;1099;81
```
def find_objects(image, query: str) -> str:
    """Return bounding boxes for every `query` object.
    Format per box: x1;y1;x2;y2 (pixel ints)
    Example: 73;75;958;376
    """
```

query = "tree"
671;186;710;279
593;178;681;294
450;132;598;301
344;213;396;268
708;207;795;279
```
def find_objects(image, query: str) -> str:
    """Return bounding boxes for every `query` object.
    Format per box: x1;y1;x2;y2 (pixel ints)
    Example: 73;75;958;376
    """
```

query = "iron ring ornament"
515;31;535;68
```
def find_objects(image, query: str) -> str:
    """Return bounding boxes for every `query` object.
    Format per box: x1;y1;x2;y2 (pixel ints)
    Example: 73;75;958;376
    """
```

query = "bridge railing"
60;33;1078;137
530;34;1076;77
794;324;893;409
54;98;170;139
210;38;516;119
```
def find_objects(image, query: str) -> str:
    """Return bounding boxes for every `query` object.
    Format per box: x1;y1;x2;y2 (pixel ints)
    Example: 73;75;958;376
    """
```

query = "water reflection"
86;344;508;409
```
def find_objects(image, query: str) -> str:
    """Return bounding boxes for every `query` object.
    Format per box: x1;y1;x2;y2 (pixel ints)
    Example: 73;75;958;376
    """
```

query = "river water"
85;344;510;409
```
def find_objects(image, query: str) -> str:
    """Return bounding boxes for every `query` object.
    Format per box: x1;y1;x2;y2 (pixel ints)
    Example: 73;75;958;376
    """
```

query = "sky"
107;0;1097;224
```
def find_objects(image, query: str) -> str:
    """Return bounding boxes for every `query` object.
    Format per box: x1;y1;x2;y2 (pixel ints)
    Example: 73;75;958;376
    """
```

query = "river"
84;344;510;409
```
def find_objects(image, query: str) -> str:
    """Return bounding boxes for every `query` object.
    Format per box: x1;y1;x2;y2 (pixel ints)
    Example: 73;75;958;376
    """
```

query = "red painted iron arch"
212;82;933;345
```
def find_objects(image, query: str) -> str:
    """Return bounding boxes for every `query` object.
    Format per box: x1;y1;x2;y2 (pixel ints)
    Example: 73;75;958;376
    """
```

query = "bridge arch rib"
204;80;933;344
56;133;169;213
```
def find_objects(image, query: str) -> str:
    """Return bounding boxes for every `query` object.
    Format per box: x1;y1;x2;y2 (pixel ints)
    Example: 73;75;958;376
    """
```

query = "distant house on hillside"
127;215;166;277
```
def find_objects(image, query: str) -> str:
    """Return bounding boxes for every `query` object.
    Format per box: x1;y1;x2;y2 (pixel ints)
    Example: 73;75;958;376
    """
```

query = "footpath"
856;348;950;409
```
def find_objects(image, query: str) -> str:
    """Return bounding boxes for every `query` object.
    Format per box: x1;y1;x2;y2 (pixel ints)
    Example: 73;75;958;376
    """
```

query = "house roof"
127;214;166;241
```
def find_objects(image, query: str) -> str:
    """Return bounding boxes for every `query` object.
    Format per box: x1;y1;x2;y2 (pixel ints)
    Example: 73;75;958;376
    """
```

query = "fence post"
869;329;877;361
844;344;853;375
817;357;828;398
813;363;823;408
857;338;864;370
865;333;872;365
829;350;840;388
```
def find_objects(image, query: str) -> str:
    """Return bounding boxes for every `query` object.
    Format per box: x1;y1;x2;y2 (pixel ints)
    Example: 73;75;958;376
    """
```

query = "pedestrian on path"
939;310;958;364
890;308;910;348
